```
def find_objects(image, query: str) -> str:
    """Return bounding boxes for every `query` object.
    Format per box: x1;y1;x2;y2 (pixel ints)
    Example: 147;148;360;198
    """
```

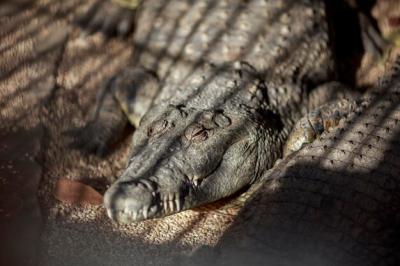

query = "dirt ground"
0;0;399;265
0;1;240;265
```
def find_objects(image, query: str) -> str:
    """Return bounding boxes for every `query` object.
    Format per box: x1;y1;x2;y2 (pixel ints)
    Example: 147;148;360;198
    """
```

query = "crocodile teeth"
141;179;156;190
149;205;158;216
165;199;171;213
192;176;201;186
174;193;181;211
107;209;114;219
175;198;181;212
163;195;169;212
132;211;138;220
169;199;175;212
143;208;149;219
137;182;146;189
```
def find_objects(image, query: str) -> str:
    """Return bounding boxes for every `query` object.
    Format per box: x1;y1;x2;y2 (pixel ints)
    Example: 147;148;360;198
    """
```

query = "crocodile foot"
284;98;358;156
66;78;128;157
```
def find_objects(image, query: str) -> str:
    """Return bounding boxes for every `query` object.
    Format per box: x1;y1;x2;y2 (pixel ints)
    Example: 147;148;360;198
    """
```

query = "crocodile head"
104;66;283;222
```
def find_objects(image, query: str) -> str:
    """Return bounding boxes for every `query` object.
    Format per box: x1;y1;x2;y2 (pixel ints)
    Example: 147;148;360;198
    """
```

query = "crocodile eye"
185;124;210;142
147;119;171;137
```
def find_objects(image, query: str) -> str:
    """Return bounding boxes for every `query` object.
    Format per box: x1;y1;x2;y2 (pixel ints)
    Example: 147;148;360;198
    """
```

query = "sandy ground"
0;1;239;265
0;0;399;265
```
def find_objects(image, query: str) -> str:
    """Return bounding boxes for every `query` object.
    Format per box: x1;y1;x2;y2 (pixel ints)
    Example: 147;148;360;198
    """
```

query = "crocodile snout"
104;180;160;223
104;178;187;223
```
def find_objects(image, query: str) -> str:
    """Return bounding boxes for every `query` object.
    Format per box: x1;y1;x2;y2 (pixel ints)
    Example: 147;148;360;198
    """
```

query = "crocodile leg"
111;67;159;128
284;98;358;157
75;0;137;37
68;66;159;157
68;78;128;157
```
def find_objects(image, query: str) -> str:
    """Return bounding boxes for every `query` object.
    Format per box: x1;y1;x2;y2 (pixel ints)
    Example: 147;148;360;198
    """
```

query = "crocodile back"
133;0;335;107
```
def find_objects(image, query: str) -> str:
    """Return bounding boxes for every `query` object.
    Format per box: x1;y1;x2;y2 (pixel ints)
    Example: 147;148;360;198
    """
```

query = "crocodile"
71;0;363;223
187;61;400;266
75;0;137;37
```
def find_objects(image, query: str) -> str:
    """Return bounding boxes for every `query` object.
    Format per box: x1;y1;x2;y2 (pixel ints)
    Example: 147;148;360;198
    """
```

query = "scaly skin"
76;0;136;37
75;0;339;222
189;65;400;266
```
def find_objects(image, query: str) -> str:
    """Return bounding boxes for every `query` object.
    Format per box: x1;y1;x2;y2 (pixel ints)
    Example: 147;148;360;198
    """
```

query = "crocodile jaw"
104;177;192;222
103;131;267;223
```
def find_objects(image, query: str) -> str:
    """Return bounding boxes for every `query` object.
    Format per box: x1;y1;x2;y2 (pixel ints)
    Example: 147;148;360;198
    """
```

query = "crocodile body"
76;0;341;222
190;68;400;266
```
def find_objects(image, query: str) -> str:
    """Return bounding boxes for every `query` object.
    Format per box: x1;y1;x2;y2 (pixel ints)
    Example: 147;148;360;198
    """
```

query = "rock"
53;178;103;206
